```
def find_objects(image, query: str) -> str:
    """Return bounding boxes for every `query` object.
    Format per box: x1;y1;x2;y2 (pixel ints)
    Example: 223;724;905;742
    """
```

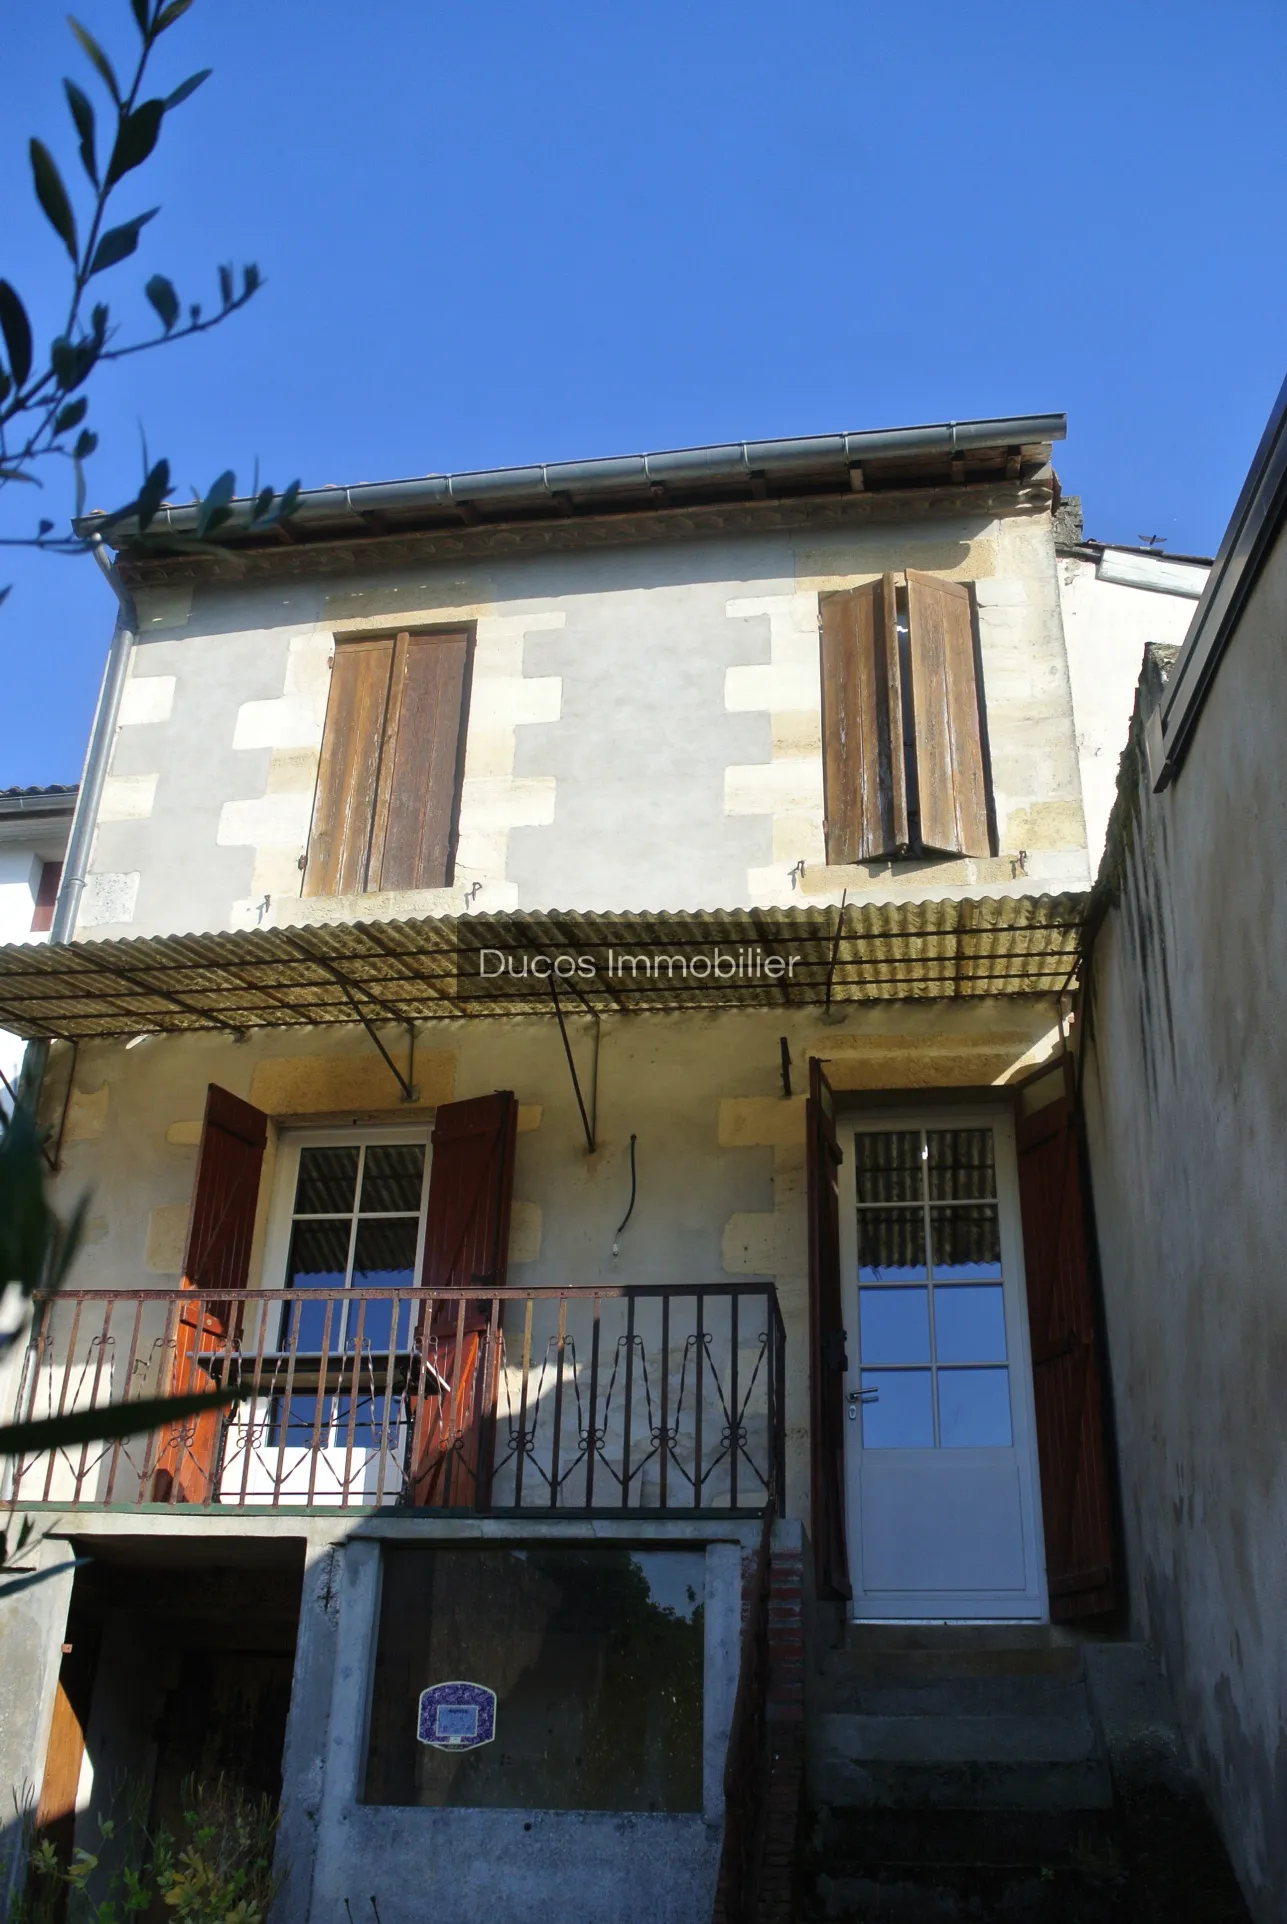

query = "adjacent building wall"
1056;549;1206;871
79;505;1090;939
1080;529;1287;1922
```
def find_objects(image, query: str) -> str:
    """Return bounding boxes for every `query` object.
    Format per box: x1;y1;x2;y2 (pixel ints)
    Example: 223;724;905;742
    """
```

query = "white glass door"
839;1108;1047;1619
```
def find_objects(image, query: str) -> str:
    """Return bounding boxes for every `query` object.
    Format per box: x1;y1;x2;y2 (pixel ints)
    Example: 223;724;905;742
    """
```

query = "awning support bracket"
279;937;418;1103
550;969;599;1152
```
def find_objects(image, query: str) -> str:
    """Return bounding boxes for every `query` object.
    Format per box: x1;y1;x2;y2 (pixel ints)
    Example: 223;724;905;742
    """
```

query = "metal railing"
5;1283;785;1514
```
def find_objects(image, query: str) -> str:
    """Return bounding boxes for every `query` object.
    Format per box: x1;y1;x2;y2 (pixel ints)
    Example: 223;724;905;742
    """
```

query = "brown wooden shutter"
905;570;991;857
408;1091;517;1508
36;1623;100;1865
1016;1069;1118;1620
369;630;471;891
31;860;62;933
806;1059;851;1599
819;577;906;862
153;1084;268;1504
302;637;394;897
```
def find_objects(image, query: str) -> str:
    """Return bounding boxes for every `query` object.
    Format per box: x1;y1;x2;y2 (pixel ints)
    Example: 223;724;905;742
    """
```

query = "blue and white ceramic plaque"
417;1680;496;1751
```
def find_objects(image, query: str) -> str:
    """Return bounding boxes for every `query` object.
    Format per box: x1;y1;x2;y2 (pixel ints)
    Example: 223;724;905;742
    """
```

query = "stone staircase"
804;1626;1251;1922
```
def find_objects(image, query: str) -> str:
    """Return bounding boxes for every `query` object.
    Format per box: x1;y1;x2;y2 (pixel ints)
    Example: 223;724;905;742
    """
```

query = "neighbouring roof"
0;785;78;817
1148;371;1287;788
79;413;1066;584
0;896;1085;1042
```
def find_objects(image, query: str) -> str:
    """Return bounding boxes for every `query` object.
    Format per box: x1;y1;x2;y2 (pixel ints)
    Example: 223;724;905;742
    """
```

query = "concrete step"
826;1623;1084;1682
809;1635;1113;1811
808;1808;1126;1919
819;1671;1092;1719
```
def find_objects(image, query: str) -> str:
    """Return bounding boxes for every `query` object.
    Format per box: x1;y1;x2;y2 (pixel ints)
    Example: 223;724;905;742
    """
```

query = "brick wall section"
758;1534;806;1923
711;1525;807;1924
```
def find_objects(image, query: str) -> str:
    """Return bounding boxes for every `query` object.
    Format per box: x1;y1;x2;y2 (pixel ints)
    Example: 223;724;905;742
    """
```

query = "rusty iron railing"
4;1283;785;1514
712;1505;775;1924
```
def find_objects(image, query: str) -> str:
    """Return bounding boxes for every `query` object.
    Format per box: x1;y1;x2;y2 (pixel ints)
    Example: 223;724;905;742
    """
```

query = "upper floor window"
302;628;474;897
819;572;993;864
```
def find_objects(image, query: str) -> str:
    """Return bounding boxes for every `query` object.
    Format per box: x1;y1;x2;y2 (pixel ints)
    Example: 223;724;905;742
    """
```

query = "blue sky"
3;1;1284;785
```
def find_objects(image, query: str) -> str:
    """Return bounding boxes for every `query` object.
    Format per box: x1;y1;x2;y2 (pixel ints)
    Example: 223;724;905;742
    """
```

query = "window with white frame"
268;1128;430;1452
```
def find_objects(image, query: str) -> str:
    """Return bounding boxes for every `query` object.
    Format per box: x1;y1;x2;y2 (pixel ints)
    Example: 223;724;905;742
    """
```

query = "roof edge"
78;412;1066;548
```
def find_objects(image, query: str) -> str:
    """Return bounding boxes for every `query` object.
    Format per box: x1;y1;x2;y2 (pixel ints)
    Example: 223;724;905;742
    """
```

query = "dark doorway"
43;1539;303;1858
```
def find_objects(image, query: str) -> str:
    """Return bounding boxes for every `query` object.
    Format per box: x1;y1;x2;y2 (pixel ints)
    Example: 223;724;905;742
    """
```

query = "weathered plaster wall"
1057;555;1204;871
36;1000;1062;1529
1080;533;1287;1922
77;507;1089;938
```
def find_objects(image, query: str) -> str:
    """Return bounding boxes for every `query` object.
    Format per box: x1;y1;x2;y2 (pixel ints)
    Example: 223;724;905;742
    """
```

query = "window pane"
854;1130;924;1204
332;1390;396;1452
858;1207;927;1281
938;1368;1012;1447
286;1218;350;1288
361;1143;426;1214
284;1219;349;1349
859;1287;930;1365
861;1370;934;1448
927;1128;996;1200
270;1391;327;1445
294;1145;359;1216
363;1546;705;1811
353;1217;419;1291
931;1203;1002;1278
934;1285;1008;1363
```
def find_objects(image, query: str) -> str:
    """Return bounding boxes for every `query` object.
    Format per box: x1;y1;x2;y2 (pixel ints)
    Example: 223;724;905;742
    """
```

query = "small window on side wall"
819;572;993;863
302;628;473;897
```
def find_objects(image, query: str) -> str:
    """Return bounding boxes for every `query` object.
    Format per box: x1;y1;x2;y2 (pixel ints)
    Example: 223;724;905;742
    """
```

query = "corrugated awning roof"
0;896;1085;1043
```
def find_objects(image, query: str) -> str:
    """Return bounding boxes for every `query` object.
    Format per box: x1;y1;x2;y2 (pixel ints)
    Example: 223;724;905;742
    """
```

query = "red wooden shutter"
408;1091;517;1508
1016;1071;1118;1619
31;860;62;933
370;631;472;891
819;577;907;863
806;1059;851;1599
302;638;394;897
906;571;991;857
153;1085;268;1504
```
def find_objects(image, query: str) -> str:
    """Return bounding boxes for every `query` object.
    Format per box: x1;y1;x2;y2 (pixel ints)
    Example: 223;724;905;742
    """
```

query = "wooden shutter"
36;1622;100;1866
906;570;991;856
304;630;472;897
806;1059;851;1599
369;631;471;891
31;860;62;933
153;1085;268;1504
1016;1069;1118;1619
408;1091;517;1508
302;638;394;897
819;577;906;862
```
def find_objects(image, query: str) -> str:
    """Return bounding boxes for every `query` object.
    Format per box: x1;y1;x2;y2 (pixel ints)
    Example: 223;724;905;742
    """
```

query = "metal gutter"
80;413;1066;544
1147;373;1287;790
0;789;78;820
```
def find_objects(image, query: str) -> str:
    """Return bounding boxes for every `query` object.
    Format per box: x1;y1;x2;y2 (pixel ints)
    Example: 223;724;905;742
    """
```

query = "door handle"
846;1387;878;1420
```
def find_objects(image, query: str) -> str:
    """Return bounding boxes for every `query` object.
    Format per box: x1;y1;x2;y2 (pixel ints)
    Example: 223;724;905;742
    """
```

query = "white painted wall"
0;813;71;1110
1057;551;1207;872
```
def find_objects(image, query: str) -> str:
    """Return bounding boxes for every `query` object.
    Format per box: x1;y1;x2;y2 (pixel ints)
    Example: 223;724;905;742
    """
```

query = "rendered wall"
1081;532;1287;1921
79;507;1089;939
1056;553;1203;871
